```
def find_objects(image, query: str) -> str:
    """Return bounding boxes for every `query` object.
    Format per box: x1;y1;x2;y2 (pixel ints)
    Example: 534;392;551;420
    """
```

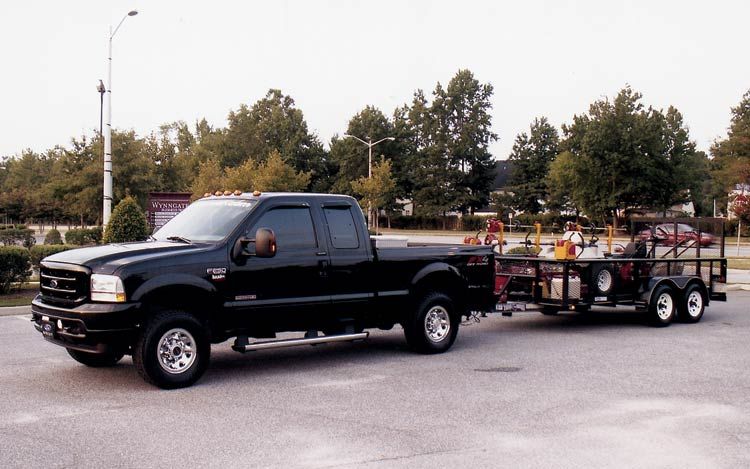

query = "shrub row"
65;227;103;246
0;246;31;294
29;245;76;269
0;227;35;248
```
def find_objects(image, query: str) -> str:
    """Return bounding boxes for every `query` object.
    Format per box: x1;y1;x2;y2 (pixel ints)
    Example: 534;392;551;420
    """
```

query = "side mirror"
254;228;277;258
231;228;277;259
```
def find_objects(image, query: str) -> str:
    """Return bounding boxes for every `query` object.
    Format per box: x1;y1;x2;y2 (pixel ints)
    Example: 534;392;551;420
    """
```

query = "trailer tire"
67;348;124;367
133;310;210;389
590;264;615;296
403;292;459;354
678;284;705;323
541;306;558;316
647;285;676;327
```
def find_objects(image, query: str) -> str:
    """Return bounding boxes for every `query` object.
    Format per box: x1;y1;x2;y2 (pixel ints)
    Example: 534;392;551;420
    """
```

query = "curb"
0;305;31;317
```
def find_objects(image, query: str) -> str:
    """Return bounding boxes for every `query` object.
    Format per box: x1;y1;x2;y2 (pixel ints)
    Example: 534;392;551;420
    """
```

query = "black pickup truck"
32;192;496;388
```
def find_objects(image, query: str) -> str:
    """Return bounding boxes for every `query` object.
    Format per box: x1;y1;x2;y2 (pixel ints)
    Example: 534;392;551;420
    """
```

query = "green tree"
440;69;498;214
351;157;397;228
329;106;399;194
190;159;225;200
103;196;149;244
710;89;750;213
560;86;700;225
253;150;311;192
508;117;559;214
223;89;328;188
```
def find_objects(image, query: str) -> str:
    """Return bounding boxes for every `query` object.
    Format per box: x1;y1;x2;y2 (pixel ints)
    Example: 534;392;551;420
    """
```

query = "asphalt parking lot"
2;293;749;468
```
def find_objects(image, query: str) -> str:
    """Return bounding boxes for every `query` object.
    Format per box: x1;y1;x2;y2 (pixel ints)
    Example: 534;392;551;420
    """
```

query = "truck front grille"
40;266;89;305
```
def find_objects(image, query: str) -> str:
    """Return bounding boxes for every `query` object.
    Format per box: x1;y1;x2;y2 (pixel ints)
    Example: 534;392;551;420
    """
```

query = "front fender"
130;274;217;302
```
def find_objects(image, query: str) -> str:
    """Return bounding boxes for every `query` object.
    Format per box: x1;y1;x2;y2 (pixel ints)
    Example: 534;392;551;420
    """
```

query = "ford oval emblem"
50;280;58;288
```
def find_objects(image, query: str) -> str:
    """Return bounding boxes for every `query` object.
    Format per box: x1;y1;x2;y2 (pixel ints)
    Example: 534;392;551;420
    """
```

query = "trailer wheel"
133;310;210;389
403;292;459;354
541;306;558;316
647;285;676;327
590;264;615;296
678;284;705;323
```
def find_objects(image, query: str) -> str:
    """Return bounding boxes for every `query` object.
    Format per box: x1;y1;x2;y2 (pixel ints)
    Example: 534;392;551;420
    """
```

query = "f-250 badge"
207;267;227;281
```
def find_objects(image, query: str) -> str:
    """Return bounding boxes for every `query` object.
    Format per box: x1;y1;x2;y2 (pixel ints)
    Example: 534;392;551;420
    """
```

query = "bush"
44;229;63;245
103;196;149;244
504;245;542;256
65;227;103;246
386;215;461;230
724;219;750;237
30;245;76;269
0;226;35;248
0;246;31;293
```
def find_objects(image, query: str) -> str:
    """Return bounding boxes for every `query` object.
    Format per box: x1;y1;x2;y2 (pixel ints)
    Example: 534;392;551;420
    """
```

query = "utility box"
551;277;582;299
554;240;576;260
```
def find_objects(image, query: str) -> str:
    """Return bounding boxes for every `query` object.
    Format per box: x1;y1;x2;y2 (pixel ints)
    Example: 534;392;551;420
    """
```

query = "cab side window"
250;207;317;250
323;206;360;249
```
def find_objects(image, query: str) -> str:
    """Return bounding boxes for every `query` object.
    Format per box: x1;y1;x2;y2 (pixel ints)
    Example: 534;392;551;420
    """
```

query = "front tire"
403;292;460;354
647;285;676;327
133;310;210;389
678;284;705;323
67;348;124;367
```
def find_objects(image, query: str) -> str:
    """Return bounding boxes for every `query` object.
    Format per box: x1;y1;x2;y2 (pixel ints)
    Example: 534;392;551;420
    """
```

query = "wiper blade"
166;236;192;244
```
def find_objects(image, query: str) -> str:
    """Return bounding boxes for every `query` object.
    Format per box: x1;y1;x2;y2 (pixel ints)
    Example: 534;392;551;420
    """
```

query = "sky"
1;0;749;161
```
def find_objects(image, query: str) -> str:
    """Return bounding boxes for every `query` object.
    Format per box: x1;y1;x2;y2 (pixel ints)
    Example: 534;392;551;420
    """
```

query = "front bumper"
31;295;142;353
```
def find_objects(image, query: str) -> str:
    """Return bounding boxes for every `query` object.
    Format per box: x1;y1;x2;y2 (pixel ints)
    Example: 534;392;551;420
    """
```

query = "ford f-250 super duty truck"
31;192;496;388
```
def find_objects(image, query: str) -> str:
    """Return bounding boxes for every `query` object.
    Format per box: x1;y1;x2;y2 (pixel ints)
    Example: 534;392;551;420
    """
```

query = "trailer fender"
641;276;707;305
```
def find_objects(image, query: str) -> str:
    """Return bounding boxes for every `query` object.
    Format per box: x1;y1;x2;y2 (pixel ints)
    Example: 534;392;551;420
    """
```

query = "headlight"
90;274;126;302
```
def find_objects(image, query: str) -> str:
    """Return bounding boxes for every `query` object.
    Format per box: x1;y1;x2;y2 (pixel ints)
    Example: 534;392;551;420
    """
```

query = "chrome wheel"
656;292;674;320
686;290;703;318
597;269;613;292
157;328;197;374
424;306;450;343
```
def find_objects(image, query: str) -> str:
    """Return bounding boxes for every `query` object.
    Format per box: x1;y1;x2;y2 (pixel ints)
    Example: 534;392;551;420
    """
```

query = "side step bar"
232;332;369;353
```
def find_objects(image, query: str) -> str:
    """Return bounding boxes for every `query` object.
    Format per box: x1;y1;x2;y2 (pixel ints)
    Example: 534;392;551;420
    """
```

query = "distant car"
638;223;715;247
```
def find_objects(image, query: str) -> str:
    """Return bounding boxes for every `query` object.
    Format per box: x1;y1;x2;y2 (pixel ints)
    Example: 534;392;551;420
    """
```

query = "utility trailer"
491;217;728;326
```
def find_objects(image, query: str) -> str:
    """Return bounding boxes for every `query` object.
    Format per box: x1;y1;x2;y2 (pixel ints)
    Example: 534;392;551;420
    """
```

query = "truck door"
318;201;375;319
228;202;330;329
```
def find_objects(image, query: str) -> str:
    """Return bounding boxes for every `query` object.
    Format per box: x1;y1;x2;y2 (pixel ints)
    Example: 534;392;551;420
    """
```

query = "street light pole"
343;134;395;230
103;9;138;228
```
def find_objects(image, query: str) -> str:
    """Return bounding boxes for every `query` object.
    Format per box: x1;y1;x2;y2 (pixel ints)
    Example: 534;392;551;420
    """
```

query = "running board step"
232;332;369;353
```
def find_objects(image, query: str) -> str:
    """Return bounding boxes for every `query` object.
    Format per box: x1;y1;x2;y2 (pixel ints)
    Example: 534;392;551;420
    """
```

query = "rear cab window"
322;206;360;249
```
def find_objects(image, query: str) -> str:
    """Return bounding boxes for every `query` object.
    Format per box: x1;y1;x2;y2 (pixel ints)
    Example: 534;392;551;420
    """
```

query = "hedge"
29;245;76;269
0;227;35;248
0;246;31;293
65;227;103;246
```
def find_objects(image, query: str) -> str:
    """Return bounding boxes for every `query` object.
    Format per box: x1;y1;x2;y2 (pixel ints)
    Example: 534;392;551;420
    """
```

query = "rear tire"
67;348;124;367
647;285;676;327
403;292;459;354
541;306;559;316
678;284;705;323
133;310;210;389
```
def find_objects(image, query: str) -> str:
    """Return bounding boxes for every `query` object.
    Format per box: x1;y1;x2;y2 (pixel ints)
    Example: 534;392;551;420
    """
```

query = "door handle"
318;260;329;278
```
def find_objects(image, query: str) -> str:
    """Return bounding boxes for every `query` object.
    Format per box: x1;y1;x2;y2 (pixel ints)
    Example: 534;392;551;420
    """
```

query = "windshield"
153;198;257;242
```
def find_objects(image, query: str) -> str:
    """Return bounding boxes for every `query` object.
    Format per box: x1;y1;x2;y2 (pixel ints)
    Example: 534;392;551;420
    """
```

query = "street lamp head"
386;137;395;141
128;10;138;16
